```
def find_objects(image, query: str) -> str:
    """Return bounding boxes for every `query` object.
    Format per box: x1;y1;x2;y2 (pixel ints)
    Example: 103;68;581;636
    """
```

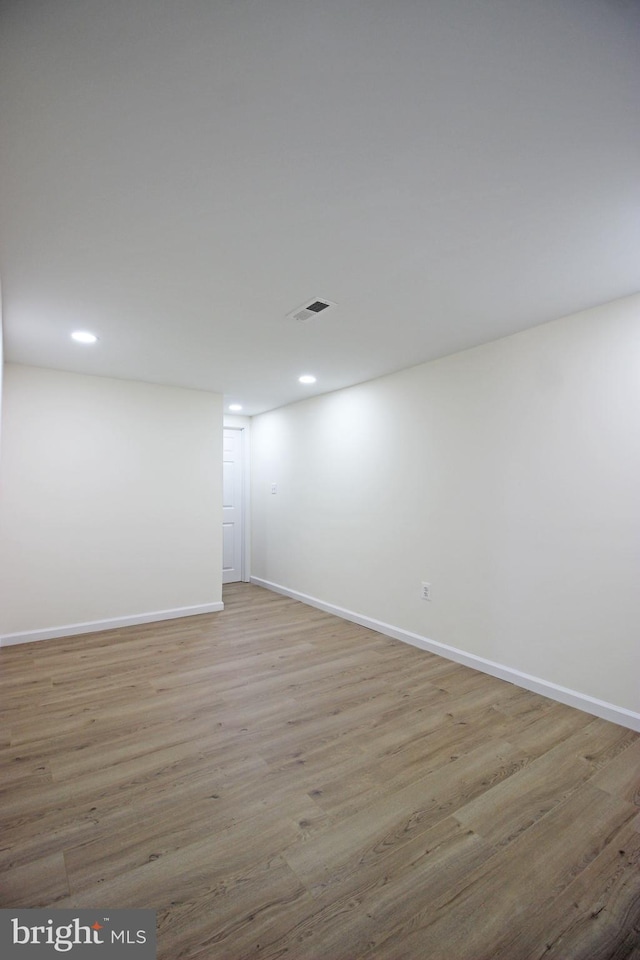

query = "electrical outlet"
271;483;278;494
421;582;431;601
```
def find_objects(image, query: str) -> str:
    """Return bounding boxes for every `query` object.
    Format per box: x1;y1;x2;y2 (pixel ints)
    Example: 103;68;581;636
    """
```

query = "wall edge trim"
251;577;640;732
0;602;225;647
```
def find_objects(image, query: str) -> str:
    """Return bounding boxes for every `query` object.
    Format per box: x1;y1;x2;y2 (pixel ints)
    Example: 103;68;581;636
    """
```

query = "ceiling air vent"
287;298;336;323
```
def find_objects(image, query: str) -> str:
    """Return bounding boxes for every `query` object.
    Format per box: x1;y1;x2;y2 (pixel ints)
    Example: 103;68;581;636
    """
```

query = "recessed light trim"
298;374;317;384
71;330;98;344
228;404;243;412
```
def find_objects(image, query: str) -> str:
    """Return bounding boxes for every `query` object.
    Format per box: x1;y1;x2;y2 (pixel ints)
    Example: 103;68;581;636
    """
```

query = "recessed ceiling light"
298;375;316;384
71;330;98;344
229;404;243;412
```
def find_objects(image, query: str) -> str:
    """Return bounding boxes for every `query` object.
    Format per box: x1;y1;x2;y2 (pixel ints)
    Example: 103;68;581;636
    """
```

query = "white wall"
223;415;252;430
0;365;223;639
251;295;640;719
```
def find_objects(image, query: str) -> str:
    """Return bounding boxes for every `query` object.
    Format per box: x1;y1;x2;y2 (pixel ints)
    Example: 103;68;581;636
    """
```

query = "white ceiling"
1;0;639;415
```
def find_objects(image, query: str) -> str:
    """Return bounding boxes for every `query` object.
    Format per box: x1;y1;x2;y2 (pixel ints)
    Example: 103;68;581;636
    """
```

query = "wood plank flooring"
1;583;638;959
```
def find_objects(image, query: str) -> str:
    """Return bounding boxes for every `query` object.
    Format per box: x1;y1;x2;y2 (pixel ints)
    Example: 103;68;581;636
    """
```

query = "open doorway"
222;426;248;583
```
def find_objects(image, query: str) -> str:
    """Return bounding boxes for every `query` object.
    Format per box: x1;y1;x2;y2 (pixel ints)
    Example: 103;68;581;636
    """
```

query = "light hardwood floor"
1;584;638;959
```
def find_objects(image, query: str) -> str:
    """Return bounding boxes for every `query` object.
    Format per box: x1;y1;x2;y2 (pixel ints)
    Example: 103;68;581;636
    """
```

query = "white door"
222;427;244;583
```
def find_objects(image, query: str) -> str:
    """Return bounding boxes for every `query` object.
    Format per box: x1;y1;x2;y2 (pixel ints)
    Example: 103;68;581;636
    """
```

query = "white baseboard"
0;602;225;647
251;577;640;733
